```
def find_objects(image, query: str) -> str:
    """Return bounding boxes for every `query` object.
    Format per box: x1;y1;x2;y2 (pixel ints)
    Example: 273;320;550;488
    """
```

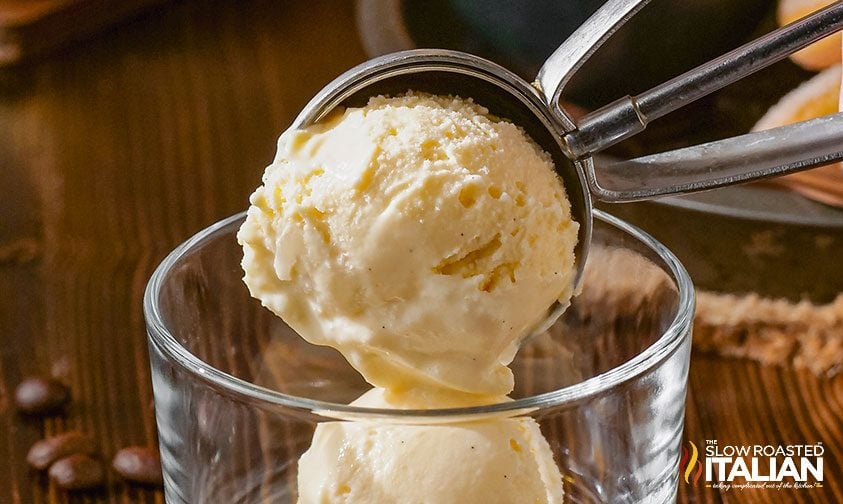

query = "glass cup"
144;210;694;503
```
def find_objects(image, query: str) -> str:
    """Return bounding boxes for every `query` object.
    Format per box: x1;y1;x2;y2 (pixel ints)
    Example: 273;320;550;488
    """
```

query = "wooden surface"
0;0;169;66
0;0;840;502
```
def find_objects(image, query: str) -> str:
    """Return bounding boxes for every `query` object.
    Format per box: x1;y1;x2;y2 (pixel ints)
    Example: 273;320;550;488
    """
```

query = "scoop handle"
584;114;843;202
563;1;843;158
559;1;843;202
535;0;651;131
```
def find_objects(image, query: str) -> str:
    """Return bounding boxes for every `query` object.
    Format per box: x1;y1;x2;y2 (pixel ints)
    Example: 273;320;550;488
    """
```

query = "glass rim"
144;209;695;419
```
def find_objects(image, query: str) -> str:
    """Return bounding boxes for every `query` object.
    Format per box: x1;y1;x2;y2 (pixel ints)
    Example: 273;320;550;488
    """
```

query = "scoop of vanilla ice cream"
237;93;578;395
296;388;564;504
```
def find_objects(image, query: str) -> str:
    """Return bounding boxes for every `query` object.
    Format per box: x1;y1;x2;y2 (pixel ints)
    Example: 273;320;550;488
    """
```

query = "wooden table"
0;1;839;502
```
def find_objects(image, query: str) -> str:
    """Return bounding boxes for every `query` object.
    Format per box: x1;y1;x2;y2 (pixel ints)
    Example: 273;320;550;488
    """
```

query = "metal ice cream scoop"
291;0;843;304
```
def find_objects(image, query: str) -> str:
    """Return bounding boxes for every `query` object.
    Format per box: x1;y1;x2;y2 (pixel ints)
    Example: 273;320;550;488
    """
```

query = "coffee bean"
27;431;97;470
112;446;163;486
14;376;70;414
48;454;105;490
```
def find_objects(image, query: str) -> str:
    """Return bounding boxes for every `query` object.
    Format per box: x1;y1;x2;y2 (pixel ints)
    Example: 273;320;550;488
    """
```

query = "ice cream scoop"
296;388;564;504
239;93;578;395
292;0;843;311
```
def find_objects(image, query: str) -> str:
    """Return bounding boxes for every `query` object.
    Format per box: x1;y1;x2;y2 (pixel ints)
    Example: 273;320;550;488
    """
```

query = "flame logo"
680;441;703;485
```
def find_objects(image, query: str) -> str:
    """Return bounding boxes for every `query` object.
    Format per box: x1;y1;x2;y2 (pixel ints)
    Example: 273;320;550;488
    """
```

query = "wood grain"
0;0;840;502
0;1;366;501
0;0;170;66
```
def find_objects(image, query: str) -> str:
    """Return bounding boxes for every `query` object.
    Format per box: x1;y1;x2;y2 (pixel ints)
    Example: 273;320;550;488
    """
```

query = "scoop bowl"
290;49;594;312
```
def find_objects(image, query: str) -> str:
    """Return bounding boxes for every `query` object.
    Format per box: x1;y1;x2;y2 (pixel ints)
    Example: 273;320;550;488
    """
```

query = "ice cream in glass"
237;92;579;503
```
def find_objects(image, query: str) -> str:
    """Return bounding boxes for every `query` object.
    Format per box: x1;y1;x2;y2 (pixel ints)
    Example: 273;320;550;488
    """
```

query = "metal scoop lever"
549;0;843;202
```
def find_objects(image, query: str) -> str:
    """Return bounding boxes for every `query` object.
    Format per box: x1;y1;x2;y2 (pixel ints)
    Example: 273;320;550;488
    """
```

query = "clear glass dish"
144;210;694;503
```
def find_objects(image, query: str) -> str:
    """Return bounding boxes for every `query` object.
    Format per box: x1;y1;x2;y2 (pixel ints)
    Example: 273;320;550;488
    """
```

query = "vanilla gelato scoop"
296;388;565;504
237;93;578;396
